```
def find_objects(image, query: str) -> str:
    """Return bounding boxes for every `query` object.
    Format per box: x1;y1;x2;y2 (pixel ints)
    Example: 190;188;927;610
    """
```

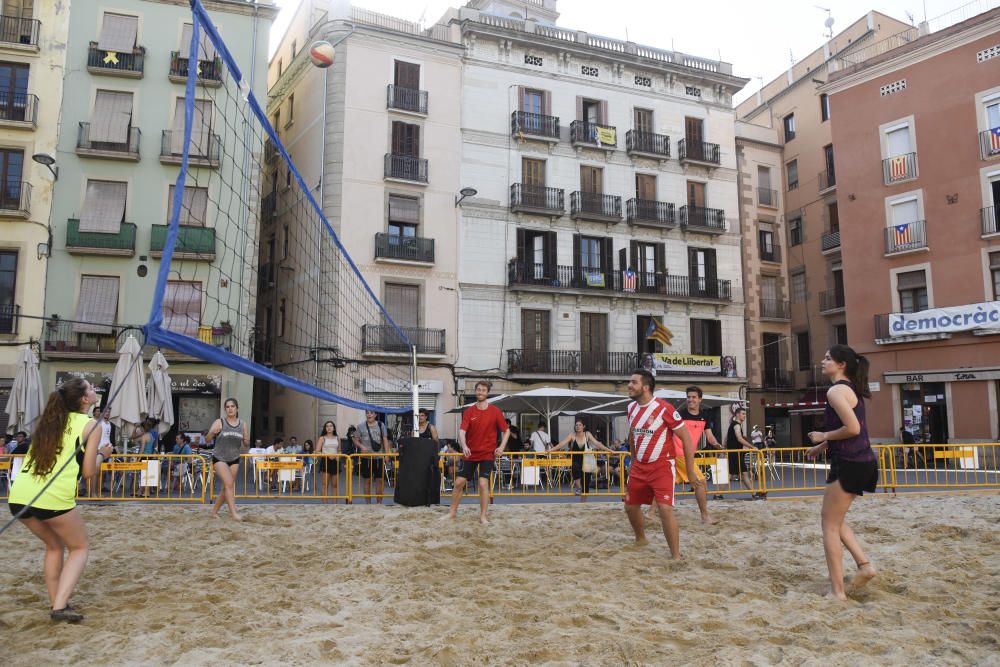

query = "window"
80;180;127;233
89;90;133;147
759;230;776;261
796;332;810;370
635;173;656;200
286;93;294;125
394;60;420;89
634;108;653;133
278;298;286;338
172;98;212;157
521;309;550;352
690;319;722;356
384;283;419;328
791;272;806;304
167;185;208;226
760;275;779;306
74;276;119;334
275;416;284;433
581;98;601;124
820;93;830;122
0;148;23;210
789;216;802;246
762;332;782;375
990;251;1000;300
580;237;601;270
987;98;1000;131
282;224;289;259
834;324;848;345
823;144;835;186
0;250;15;334
0;62;29;122
897;270;928;313
516;229;555;280
886;124;912;157
828;201;840;233
163;281;202;337
580;165;602;193
290;40;297;58
688;247;717;292
285;167;291;188
388;194;419;237
522;157;545;187
179;23;217;61
757;166;774;206
786;160;798;190
684;116;703;144
273;110;280;133
391;121;420;157
783;113;796;142
277;59;282;78
98;13;138;52
636;315;660;353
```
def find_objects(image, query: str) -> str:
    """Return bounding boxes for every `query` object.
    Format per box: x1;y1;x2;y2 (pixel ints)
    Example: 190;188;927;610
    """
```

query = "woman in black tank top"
805;345;879;601
417;409;438;441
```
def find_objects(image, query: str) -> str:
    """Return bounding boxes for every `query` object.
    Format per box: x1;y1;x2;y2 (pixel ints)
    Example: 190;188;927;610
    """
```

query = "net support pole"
411;345;419;437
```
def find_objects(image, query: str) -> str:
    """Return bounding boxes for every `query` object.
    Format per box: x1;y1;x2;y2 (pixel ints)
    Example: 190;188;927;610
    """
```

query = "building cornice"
149;0;280;20
821;12;1000;95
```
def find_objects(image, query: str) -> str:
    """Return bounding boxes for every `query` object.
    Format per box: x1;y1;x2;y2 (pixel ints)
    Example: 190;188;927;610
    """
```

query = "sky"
268;0;996;104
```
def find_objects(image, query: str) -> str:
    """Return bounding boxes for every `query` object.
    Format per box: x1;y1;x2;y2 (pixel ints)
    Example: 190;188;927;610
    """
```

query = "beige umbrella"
108;335;148;438
146;351;174;433
4;346;44;434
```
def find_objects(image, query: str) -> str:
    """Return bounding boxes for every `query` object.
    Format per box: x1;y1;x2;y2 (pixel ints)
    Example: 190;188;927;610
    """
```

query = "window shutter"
572;234;581;272
89;91;133;144
515;228;526;263
190;99;213;157
655;242;666;274
575;95;583;121
179;23;193;58
516;85;525;112
388;196;419;224
711;321;722;356
705;249;718;282
629;240;638;271
896;270;926;290
80;180;127;233
618;247;627;272
601;237;613;275
99;13;138;53
598;100;608;125
169;185;209;226
690;319;701;355
545;231;557;270
542;90;552;116
163;281;202;337
73;276;120;334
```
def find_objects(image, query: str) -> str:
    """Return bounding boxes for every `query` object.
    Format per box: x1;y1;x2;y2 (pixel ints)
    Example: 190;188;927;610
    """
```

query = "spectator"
529;421;551;453
287;436;301;455
356;411;391;504
343;426;358;456
764;427;777;449
92;406;116;452
751;424;764;449
725;407;761;499
506;424;523;453
417;409;438;441
168;434;192;492
11;431;30;455
266;437;285;455
316;421;340;502
3;433;12;454
548;419;613;495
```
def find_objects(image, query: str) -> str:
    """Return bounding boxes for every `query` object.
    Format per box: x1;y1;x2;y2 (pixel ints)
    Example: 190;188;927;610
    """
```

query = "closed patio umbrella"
146;351;174;433
107;335;148;446
4;346;44;434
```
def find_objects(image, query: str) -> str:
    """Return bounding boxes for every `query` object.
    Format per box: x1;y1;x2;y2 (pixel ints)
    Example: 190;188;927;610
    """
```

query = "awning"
365;393;436;410
765;401;826;416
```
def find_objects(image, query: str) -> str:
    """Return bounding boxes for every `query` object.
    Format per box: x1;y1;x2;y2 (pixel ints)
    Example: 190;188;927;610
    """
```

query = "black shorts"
827;458;879;496
456;459;494;481
320;457;339;475
9;503;74;521
358;456;386;479
212;456;240;467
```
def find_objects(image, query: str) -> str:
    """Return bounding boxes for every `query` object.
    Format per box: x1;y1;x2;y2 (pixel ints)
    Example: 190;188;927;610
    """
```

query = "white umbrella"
4;346;44;434
107;335;148;439
146;351;174;433
487;387;624;431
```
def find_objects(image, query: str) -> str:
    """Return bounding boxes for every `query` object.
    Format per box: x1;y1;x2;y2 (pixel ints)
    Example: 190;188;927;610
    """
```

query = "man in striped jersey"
625;369;698;559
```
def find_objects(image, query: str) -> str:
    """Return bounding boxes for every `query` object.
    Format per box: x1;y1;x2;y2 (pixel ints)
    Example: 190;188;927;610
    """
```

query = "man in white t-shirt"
529;422;551;453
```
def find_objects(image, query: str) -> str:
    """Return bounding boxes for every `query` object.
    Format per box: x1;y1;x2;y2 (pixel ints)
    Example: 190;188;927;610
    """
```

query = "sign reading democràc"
888;301;1000;337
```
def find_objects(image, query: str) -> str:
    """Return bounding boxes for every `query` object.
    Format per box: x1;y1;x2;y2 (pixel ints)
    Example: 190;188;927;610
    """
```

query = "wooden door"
521;309;550;372
393;60;420;89
685;116;703;144
580;312;607;374
391;121;420;157
687;181;706;207
580;166;602;194
634;108;653;133
636;173;656;201
522;158;546;208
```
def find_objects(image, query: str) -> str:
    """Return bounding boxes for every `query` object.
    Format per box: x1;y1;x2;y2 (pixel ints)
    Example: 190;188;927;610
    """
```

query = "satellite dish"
824;16;835;28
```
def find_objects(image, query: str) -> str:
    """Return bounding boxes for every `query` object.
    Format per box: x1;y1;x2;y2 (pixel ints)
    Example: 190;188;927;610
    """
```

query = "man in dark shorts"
446;380;509;524
356;411;392;504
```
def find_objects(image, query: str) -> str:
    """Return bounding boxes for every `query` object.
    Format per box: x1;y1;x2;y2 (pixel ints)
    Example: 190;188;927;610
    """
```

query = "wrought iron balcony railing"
762;368;794;389
384;153;428;183
387;84;428;114
678;139;721;165
362;324;445;355
570;192;622;222
507;349;640;376
882;152;918;184
819;168;836;191
819;289;845;313
0;16;40;46
679;205;726;233
884;219;927;254
760;298;790;319
0;91;37;126
979;129;1000;160
160;130;221;166
0;304;19;335
76;122;141;159
625;130;670;158
374;232;434;263
87;41;145;75
510;183;564;215
0;179;30;215
570;120;617;147
821;230;841;252
626;198;675;228
168;52;223;83
757;187;777;208
981;206;999;237
511;111;560;140
507;261;733;301
759;244;781;263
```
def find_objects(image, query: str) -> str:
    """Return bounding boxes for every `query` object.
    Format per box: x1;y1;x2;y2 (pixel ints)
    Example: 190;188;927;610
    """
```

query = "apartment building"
40;0;275;437
735;11;911;443
453;0;749;438
823;7;1000;442
0;1;67;433
259;0;463;439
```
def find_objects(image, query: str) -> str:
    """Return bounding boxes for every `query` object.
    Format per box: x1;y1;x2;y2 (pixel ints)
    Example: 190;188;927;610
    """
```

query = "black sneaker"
51;607;84;623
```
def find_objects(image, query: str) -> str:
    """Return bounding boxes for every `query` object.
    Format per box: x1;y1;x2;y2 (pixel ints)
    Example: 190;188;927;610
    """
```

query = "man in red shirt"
625;369;697;559
446;380;510;524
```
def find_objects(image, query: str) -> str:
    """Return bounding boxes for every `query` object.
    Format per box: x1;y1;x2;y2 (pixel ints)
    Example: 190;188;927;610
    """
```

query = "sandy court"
1;494;998;666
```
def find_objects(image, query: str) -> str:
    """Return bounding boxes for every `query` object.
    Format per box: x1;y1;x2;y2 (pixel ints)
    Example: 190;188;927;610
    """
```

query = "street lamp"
455;187;478;206
32;152;58;180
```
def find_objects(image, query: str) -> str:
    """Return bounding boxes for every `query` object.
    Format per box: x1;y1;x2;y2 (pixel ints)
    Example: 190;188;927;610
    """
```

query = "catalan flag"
893;223;911;247
622;270;636;292
645;318;673;347
889;154;909;180
990;126;1000;153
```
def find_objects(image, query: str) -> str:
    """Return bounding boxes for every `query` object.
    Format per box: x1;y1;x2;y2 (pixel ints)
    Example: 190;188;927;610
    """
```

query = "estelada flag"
645;318;673;347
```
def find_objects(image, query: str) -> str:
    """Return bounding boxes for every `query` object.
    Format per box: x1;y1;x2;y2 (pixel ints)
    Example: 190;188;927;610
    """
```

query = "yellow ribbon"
103;51;119;65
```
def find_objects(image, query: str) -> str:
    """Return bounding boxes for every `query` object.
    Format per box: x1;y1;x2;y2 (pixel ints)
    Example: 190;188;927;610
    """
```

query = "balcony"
570;192;621;223
160;130;221;168
361;324;445;356
507;262;734;301
626;198;675;229
374;232;434;264
819;289;845;314
66;219;137;256
625;130;670;159
979;129;1000;160
762;368;794;389
42;320;232;358
0;304;19;335
76;122;141;161
760;298;790;320
264;138;279;164
384;153;428;183
387;84;427;114
760;244;781;263
0;180;30;217
168;52;223;85
679;205;726;234
511;111;560;141
570;120;617;149
821;230;841;253
882;152;918;184
507;349;640;377
87;41;145;77
982;206;999;237
261;192;277;221
150;225;217;260
819;168;836;192
0;92;37;128
258;262;275;292
884;220;928;255
678;139;721;166
757;187;777;208
510;183;564;217
0;16;40;48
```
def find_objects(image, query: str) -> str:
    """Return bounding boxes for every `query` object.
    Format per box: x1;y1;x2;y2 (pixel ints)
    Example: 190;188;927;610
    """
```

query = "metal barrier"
875;443;1000;492
490;451;628;499
208;453;351;502
78;454;209;502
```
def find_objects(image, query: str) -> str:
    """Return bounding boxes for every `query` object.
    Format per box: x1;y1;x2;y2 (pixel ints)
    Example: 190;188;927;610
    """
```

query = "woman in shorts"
806;345;879;600
205;398;248;520
316;421;341;502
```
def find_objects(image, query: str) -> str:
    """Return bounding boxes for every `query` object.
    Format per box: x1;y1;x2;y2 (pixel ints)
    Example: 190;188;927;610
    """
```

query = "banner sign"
255;460;304;470
652;354;721;375
888;301;1000;337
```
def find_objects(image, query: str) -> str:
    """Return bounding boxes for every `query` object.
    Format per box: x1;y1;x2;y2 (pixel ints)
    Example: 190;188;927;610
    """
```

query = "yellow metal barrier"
78;454;208;502
208;453;351;501
874;443;1000;492
490;451;628;499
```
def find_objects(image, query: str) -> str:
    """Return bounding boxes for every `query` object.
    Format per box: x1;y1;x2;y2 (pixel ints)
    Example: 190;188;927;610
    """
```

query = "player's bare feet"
479;515;491;525
211;511;220;519
633;537;649;547
442;512;456;521
701;513;719;525
230;512;243;522
849;562;877;591
825;591;848;601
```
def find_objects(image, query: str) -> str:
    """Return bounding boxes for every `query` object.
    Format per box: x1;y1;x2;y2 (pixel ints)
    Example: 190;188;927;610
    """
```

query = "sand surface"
1;495;998;666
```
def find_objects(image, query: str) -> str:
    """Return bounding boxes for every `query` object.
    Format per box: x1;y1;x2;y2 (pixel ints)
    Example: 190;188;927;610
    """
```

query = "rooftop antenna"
815;5;835;39
905;10;915;25
417;5;427;27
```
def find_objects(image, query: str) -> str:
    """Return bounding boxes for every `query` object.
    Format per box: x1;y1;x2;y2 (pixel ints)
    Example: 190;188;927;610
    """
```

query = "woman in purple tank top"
805;344;879;600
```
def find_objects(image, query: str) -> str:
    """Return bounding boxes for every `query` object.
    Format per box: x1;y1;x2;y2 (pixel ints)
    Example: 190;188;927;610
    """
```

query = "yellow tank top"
9;412;91;510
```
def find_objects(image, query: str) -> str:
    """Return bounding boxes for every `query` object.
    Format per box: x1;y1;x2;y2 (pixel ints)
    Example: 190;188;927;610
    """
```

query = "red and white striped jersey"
628;397;684;464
